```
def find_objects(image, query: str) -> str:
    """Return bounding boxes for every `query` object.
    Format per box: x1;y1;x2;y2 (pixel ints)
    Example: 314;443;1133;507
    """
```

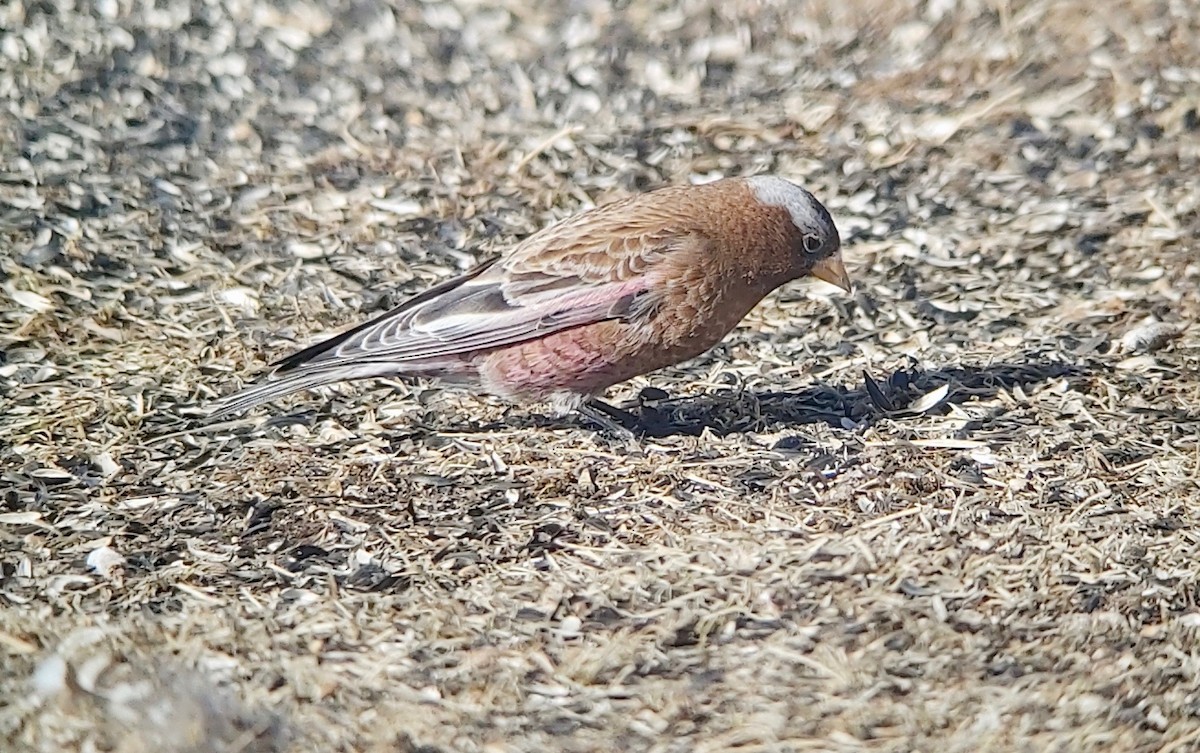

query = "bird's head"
746;175;851;293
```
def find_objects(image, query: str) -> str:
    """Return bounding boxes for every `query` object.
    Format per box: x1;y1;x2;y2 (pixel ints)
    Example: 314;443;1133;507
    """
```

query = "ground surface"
3;0;1200;751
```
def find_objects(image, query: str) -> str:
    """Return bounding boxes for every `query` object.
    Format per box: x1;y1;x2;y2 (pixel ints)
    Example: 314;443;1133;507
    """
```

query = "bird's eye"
802;234;823;255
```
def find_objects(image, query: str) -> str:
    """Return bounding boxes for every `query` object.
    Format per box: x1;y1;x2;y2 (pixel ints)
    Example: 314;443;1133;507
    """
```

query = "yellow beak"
810;252;852;293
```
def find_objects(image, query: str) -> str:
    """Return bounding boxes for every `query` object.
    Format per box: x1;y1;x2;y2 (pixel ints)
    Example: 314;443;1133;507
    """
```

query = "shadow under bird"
209;175;851;434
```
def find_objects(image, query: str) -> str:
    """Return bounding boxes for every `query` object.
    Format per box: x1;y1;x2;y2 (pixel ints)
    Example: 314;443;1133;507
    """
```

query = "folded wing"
208;210;691;417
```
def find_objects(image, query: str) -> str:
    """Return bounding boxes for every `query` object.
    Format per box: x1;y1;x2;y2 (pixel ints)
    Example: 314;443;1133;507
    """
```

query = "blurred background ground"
2;0;1200;750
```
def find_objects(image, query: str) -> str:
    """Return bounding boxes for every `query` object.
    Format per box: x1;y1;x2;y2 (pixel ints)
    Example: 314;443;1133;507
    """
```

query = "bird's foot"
576;399;639;438
576;399;679;440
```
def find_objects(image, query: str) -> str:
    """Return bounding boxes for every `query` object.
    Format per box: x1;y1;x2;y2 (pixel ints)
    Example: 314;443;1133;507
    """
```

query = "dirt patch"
3;0;1199;750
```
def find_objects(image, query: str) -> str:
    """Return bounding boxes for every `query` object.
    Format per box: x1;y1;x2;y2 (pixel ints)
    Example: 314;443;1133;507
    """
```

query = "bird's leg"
576;398;643;438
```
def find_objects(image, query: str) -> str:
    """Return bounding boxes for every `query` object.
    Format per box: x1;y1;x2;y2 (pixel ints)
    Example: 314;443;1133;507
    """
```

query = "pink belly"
476;322;640;400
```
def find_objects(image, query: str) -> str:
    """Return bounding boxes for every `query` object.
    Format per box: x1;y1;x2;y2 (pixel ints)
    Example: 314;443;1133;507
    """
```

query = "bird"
208;175;850;434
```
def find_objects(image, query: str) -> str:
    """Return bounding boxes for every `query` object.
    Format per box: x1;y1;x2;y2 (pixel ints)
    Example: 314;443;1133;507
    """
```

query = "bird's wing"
205;196;700;417
267;215;692;376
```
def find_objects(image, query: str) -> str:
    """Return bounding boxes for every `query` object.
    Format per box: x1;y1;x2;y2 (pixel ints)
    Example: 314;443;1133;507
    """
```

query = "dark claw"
577;399;643;438
576;398;690;439
862;369;896;412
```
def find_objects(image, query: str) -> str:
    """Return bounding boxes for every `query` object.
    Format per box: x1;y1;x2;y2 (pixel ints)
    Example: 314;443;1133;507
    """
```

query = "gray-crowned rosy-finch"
209;175;850;433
